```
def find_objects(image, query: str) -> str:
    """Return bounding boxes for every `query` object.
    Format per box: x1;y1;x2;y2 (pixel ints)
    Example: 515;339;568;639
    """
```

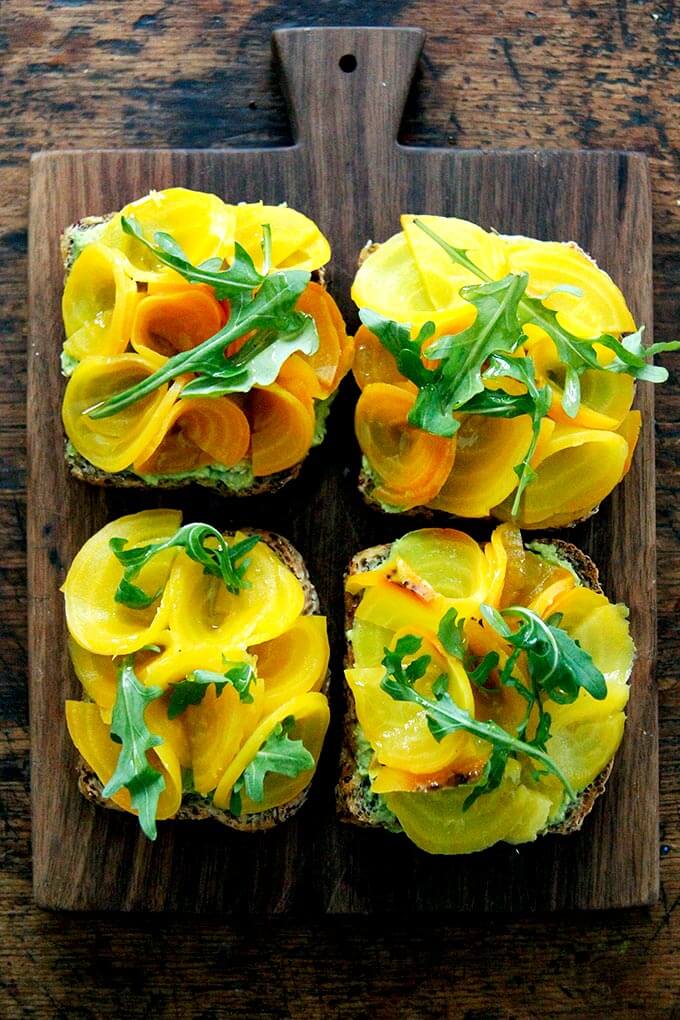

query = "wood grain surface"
3;1;680;1015
27;27;657;914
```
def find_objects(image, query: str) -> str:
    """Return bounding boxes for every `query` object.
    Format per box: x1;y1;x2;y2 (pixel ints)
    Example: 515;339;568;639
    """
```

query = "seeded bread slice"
336;537;619;839
75;529;330;833
61;216;327;496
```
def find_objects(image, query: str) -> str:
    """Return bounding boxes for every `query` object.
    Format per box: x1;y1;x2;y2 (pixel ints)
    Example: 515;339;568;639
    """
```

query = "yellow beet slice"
545;712;626;792
391;528;490;615
495;424;629;528
503;235;636;338
401;214;509;309
346;642;477;775
135;638;233;689
100;188;236;281
65;700;182;820
428;413;535;518
133;395;251;475
62;509;182;656
62;353;181;474
249;384;314;476
353;582;448;638
62;243;140;360
353;323;416;392
352;232;437;323
184;677;265;796
253;616;330;715
67;637;117;721
130;286;225;359
527;330;635;429
234;202;330;271
384;760;528;854
212;692;330;811
355;383;457;509
165;533;305;652
350;617;395;668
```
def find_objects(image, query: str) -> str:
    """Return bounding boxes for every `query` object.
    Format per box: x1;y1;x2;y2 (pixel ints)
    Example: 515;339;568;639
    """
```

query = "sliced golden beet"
133;396;251;475
212;692;330;812
62;352;181;474
346;654;477;776
249;384;314;476
234;203;330;271
253;616;330;715
65;700;182;820
165;532;305;652
62;243;140;360
355;383;456;509
184;678;265;796
526;329;635;429
100;188;235;281
428;412;535;518
130;287;225;359
295;282;343;396
401;214;509;309
503;235;636;338
391;528;490;613
62;509;182;656
494;424;629;528
384;760;534;854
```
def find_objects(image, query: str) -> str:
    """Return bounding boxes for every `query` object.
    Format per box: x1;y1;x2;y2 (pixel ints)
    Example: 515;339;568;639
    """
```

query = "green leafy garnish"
378;593;611;812
414;216;680;412
101;659;165;840
437;607;499;688
109;523;259;608
228;715;314;815
84;221;318;418
361;218;679;514
479;603;607;704
360;271;528;438
167;662;255;719
379;633;576;811
122;215;264;299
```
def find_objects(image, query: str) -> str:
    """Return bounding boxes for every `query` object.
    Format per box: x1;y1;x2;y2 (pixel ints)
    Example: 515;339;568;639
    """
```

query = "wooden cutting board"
27;26;658;912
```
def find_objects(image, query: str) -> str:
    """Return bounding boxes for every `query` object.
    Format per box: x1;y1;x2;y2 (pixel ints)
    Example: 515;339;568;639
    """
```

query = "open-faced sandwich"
63;510;330;838
351;215;677;527
337;525;634;854
61;188;353;495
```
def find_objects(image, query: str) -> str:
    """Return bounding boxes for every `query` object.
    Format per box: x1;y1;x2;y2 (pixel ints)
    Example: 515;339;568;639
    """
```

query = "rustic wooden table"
1;2;678;1016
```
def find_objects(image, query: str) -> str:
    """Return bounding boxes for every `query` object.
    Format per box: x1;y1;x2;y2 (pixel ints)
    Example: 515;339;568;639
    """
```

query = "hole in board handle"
339;54;357;73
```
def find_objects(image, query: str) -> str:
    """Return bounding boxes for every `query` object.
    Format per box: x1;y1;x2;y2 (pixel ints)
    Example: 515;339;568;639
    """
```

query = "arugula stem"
403;683;577;803
85;316;246;419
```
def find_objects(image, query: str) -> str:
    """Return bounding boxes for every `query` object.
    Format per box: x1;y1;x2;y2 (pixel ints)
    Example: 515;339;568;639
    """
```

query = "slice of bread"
336;537;616;841
61;217;328;497
75;529;330;833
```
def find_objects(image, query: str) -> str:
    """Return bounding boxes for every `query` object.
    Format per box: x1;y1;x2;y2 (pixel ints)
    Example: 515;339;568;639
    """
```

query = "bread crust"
61;217;325;497
75;529;329;833
336;534;620;841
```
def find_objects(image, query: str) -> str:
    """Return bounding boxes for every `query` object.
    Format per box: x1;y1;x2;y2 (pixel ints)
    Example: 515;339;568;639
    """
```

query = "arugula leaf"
361;274;528;438
379;636;576;809
481;352;552;513
85;227;317;419
437;607;499;687
167;662;255;719
122;216;263;299
228;716;314;815
480;603;607;704
102;660;165;840
110;524;259;607
414;217;680;416
462;745;510;810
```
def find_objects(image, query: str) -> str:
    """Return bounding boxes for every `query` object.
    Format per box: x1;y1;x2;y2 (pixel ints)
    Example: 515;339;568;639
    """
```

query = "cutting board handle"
273;27;424;150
